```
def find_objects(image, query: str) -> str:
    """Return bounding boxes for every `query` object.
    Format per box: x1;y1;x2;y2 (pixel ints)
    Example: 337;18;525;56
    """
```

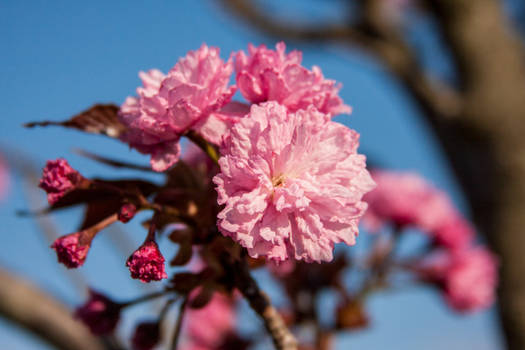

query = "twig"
121;290;169;308
220;0;463;121
233;259;298;350
170;298;188;350
185;130;219;165
0;268;105;350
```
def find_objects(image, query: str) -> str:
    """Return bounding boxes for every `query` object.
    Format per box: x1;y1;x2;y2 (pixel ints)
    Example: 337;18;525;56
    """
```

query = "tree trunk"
428;1;525;348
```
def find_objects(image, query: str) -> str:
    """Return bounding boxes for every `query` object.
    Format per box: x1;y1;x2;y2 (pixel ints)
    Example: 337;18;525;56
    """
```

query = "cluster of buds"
40;158;166;283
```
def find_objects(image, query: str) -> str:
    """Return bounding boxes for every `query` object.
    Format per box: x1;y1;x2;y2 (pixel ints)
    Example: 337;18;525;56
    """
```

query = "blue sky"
0;1;503;349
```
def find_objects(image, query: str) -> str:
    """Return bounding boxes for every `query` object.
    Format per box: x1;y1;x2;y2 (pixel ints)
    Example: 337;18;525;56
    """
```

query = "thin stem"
80;213;119;244
159;297;178;321
121;290;169;308
356;228;402;301
233;258;298;350
170;298;188;350
185;130;219;165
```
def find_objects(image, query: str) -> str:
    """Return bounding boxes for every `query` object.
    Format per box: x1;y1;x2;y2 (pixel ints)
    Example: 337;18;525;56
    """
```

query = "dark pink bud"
131;321;161;350
51;232;90;268
75;290;121;335
118;203;137;223
39;158;84;204
126;241;167;283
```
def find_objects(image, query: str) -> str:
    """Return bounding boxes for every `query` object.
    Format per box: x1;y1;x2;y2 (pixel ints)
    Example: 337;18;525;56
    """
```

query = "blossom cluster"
34;42;499;348
363;171;498;312
118;42;374;263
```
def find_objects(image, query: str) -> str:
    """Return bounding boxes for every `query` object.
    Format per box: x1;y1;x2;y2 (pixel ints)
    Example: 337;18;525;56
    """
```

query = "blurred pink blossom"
184;293;235;349
419;247;498;313
235;42;351;116
214;102;374;262
363;171;474;250
75;290;121;335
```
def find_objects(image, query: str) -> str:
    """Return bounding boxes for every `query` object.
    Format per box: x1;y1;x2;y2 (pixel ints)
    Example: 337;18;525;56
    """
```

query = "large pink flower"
214;102;374;262
119;44;237;171
419;247;498;313
363;171;474;250
235;42;351;116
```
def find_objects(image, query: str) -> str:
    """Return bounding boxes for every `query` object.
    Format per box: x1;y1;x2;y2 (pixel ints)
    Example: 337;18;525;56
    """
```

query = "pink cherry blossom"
419;247;498;313
126;241;168;283
363;171;435;230
51;232;90;268
363;171;474;249
214;102;375;262
235;42;351;116
39;158;84;204
184;293;235;348
119;44;237;171
432;214;474;251
75;290;121;335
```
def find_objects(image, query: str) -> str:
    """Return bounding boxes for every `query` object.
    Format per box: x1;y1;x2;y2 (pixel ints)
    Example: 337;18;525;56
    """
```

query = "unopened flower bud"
51;232;90;268
118;203;137;223
39;158;84;204
126;241;167;283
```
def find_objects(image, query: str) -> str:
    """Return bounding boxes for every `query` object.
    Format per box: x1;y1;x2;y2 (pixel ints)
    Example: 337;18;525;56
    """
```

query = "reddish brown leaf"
79;198;122;230
25;104;126;138
74;149;152;172
169;229;194;267
188;285;215;309
170;272;202;294
336;300;369;331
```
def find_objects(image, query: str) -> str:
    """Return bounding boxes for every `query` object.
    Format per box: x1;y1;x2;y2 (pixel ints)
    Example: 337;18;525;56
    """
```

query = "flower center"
272;174;286;187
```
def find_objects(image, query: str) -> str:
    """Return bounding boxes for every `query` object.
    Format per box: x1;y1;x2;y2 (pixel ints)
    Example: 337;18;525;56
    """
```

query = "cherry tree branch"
233;259;298;350
0;268;106;350
220;0;463;121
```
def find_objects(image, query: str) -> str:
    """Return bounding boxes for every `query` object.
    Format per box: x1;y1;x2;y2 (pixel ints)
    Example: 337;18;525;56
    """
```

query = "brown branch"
0;268;105;350
221;0;359;41
233;259;297;350
170;298;187;350
220;0;463;121
424;2;525;349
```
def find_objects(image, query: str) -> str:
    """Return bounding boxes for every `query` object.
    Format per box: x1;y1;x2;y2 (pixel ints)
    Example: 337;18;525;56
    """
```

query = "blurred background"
3;0;525;349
